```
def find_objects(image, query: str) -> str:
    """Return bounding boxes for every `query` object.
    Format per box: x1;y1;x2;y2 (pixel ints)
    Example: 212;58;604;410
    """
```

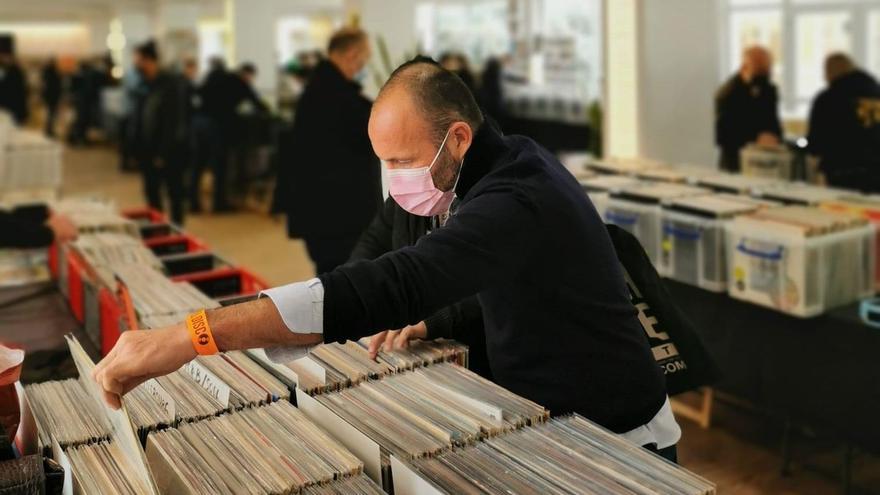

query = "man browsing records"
93;58;680;461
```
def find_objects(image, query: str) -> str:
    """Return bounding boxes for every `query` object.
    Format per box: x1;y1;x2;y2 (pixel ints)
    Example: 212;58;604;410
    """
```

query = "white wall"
636;0;721;166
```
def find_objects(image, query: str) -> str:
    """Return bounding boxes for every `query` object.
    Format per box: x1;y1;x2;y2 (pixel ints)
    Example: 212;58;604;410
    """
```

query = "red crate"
99;287;123;356
48;242;59;278
171;267;270;299
121;206;167;224
144;234;209;257
66;250;88;324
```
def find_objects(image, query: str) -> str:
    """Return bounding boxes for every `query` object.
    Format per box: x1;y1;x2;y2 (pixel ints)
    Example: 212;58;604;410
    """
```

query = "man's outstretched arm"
92;296;322;409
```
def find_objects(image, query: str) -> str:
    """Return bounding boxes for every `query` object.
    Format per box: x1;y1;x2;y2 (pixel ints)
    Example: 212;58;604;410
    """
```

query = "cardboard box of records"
740;144;793;180
659;194;773;291
726;206;875;317
603;183;709;264
821;194;880;289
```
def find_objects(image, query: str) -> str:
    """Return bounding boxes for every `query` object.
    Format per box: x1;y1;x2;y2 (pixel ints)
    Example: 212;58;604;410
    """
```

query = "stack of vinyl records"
145;401;365;494
196;351;290;404
310;363;548;461
400;414;716;495
72;232;164;288
66;441;156;494
302;473;385;495
52;198;140;237
282;339;469;395
113;265;218;321
24;379;111;448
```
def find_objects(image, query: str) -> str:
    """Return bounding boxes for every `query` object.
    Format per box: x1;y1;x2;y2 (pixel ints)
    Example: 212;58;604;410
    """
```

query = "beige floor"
61;144;877;494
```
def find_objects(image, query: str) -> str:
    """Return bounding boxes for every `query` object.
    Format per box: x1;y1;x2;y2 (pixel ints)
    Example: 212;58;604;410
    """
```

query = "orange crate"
144;234;209;257
66;250;88;324
171;267;269;299
121;206;167;224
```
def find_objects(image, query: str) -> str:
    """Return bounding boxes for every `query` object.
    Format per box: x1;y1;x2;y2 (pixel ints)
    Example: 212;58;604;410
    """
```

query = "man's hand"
92;324;196;409
47;213;77;243
756;132;780;148
367;321;428;359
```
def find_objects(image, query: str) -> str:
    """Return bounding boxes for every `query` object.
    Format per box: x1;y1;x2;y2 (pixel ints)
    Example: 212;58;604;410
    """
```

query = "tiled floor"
59;144;879;494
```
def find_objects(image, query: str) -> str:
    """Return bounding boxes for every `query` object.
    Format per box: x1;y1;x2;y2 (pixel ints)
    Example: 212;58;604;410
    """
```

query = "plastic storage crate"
604;183;708;264
171;267;269;301
740;145;793;180
160;251;232;276
580;176;645;220
820;195;880;289
659;195;761;291
755;183;853;206
144;234;209;257
726;207;875;317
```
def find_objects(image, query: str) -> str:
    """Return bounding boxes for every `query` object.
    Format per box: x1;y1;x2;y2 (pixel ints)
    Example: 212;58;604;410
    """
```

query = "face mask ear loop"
427;128;452;172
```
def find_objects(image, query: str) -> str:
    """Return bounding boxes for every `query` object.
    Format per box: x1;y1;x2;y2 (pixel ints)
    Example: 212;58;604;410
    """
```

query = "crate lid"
697;173;787;193
635;166;688;182
738;205;868;236
587;157;663;175
615;183;708;203
716;193;782;208
666;194;761;217
758;183;853;205
580;175;643;193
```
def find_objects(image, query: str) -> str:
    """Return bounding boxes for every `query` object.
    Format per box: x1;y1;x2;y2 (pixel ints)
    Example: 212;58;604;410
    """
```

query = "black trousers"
303;234;361;275
140;151;186;225
719;149;740;173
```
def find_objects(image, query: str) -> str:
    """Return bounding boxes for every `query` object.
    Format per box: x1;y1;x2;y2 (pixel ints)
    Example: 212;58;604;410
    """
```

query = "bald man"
807;53;880;192
94;58;679;461
715;46;783;172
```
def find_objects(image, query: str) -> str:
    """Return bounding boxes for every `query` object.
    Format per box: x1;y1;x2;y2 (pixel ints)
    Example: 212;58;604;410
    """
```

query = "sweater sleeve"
423;296;483;340
319;183;541;343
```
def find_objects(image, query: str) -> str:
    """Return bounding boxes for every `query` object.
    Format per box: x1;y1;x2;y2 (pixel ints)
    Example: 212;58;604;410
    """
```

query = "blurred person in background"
68;60;104;146
0;42;28;125
119;60;147;171
41;58;62;138
278;27;381;274
807;53;880;193
132;41;190;225
715;46;783;172
196;56;229;211
0;206;77;248
439;52;477;93
223;62;269;208
477;57;507;128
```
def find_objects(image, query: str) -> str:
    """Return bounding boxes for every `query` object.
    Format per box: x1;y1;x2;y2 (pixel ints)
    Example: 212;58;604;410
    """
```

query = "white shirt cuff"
260;277;324;334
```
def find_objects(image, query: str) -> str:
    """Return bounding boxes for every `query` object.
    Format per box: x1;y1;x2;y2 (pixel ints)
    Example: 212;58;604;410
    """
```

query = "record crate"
603;183;708;265
160;251;232;276
725;206;875;317
755;182;853;206
120;206;167;225
659;195;762;291
581;175;645;220
64;247;91;324
171;266;269;301
138;221;179;240
143;233;209;257
821;195;880;289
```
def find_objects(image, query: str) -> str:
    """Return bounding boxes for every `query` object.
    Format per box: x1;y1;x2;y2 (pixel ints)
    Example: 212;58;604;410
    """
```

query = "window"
725;0;879;119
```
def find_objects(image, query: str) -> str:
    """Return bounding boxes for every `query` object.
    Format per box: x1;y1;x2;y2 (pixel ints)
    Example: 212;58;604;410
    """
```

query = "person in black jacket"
41;58;63;137
132;41;190;225
97;59;680;461
278;27;381;274
348;197;492;380
0;206;77;248
0;50;28;125
807;53;880;193
715;46;783;172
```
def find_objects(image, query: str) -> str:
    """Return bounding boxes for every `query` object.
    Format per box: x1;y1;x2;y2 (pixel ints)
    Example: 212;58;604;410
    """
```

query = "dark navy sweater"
320;124;666;433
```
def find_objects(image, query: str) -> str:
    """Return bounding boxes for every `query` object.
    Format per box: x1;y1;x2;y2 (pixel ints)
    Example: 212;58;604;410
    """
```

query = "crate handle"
663;225;701;241
605;211;638;226
736;242;783;261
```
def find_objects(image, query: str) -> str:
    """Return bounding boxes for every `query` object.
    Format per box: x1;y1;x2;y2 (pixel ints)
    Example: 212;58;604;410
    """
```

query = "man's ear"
450;121;473;158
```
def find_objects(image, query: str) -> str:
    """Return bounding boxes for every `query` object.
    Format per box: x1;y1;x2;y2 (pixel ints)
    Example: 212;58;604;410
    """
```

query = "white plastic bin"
659;195;761;291
726;210;875;317
820;195;880;289
740;145;793;180
604;183;708;264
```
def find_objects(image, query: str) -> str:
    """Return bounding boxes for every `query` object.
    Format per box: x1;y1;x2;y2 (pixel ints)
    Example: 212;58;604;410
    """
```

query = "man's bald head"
375;57;483;146
742;45;773;80
825;52;856;83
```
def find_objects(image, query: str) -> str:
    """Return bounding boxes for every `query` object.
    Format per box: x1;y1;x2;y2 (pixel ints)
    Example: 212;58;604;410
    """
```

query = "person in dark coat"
439;52;477;94
41;58;62;137
279;27;381;274
132;41;190;225
807;53;880;193
348;196;492;380
0;205;77;248
0;50;28;125
715;46;783;172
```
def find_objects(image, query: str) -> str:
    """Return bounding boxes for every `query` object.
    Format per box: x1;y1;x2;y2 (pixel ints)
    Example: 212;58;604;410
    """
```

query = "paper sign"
142;379;176;421
183;359;231;408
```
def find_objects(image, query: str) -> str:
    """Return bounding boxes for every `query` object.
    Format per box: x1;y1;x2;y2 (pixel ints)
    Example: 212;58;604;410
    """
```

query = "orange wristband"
186;309;219;355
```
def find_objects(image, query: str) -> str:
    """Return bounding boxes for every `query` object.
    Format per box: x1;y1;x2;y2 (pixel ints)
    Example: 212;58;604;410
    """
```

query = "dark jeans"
190;116;221;211
140;151;186;225
719;150;740;172
303;234;361;275
643;443;678;464
44;101;59;137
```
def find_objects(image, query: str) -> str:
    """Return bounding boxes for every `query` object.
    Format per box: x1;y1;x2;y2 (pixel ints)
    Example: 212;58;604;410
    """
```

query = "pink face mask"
386;129;462;217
